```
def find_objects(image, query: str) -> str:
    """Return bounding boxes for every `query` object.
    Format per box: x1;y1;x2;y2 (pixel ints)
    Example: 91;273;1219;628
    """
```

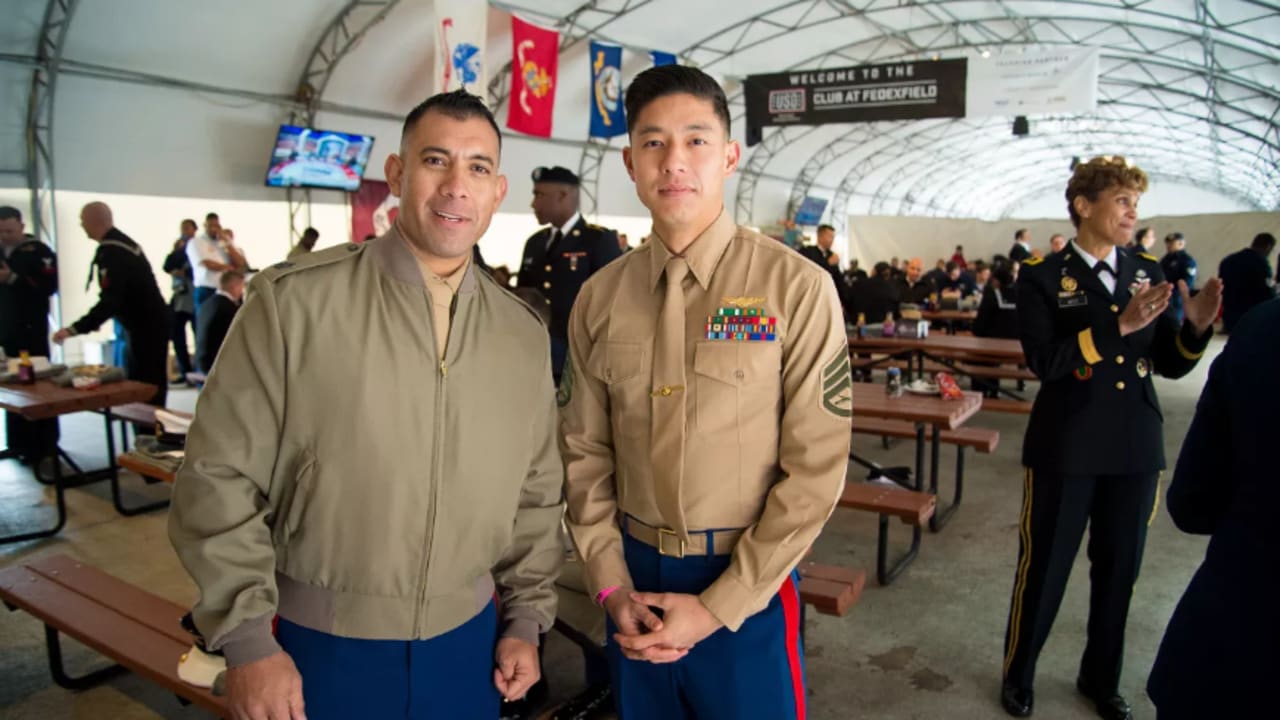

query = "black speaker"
1012;116;1030;136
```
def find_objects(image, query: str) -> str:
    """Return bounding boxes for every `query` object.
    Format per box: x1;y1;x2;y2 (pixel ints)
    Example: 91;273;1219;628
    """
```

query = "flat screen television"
264;125;375;192
793;195;829;226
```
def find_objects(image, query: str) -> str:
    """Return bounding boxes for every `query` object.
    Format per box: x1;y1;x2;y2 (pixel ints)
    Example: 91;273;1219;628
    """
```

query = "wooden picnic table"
849;334;1029;399
0;379;164;545
849;384;981;525
920;309;978;334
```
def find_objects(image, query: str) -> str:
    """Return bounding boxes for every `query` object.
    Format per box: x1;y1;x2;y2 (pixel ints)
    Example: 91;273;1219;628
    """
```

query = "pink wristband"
594;585;621;606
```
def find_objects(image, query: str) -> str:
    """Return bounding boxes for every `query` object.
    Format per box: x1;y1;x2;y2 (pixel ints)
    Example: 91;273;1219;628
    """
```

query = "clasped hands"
604;589;723;664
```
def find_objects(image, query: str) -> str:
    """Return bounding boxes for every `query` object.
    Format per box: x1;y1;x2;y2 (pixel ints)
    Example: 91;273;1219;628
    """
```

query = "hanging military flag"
650;50;677;67
589;41;625;138
433;0;486;95
507;16;559;137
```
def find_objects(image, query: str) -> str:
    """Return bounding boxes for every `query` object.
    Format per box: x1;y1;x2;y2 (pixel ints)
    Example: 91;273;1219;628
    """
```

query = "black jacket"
71;227;168;339
1016;246;1211;474
973;284;1018;339
517;217;621;340
849;275;900;324
894;276;935;306
1148;299;1279;717
797;245;851;314
0;235;58;356
195;293;239;373
1009;242;1032;263
1218;248;1274;332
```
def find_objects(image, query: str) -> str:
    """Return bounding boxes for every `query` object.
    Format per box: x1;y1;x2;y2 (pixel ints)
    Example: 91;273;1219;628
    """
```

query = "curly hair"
1065;155;1149;228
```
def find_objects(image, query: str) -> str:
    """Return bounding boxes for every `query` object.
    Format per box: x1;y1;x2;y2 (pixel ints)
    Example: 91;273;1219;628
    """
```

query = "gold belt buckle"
656;528;686;558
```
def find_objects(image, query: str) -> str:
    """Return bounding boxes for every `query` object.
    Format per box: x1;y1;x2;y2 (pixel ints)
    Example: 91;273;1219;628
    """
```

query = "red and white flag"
433;0;487;95
507;16;558;137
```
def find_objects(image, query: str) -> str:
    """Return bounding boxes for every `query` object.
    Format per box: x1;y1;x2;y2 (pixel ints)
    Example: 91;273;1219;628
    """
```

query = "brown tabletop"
849;383;982;430
848;334;1025;363
0;380;158;421
921;310;978;321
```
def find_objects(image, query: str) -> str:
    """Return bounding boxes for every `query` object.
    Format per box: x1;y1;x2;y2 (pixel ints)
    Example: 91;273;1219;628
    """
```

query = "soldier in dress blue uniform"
1159;233;1197;326
999;156;1223;720
0;206;59;465
516;166;622;383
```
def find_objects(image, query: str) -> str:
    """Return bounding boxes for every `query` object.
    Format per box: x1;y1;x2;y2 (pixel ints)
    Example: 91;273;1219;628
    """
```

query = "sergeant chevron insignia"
821;346;853;418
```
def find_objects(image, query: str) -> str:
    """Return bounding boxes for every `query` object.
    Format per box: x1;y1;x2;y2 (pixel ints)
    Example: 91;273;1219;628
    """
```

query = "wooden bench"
797;561;865;616
839;482;936;585
110;402;160;428
852;417;999;531
0;554;227;717
118;453;177;485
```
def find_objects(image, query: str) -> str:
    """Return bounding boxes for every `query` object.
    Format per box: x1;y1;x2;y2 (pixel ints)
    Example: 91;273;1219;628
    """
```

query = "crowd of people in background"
789;224;1280;352
1;198;1276;403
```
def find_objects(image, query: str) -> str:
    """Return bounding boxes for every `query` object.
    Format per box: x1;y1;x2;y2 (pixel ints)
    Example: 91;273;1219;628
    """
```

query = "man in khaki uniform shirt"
168;91;563;720
560;65;852;719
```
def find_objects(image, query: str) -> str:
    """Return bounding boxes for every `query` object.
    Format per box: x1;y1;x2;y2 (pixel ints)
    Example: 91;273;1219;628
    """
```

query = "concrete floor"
0;339;1220;719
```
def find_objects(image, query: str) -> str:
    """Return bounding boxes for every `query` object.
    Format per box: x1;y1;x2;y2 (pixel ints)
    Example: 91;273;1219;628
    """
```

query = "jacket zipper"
414;290;455;635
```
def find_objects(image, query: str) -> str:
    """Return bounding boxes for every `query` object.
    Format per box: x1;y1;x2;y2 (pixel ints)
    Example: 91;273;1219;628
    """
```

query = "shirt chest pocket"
587;340;648;438
693;342;783;441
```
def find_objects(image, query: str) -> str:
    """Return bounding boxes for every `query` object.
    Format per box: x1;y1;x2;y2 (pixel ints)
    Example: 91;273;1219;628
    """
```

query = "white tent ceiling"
2;0;1277;234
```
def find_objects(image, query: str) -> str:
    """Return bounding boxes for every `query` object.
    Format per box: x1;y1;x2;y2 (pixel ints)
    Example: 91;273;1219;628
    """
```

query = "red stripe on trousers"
779;575;807;720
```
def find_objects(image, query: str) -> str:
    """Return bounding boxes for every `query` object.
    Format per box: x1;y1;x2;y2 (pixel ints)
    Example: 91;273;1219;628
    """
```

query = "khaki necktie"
651;257;689;541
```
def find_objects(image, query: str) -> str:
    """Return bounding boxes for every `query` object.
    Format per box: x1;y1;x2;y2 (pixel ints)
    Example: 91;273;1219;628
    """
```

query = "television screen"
793;195;829;225
265;125;375;192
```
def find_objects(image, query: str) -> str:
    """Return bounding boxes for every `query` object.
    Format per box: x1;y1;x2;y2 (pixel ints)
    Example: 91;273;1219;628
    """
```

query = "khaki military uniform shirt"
405;237;468;358
559;209;852;631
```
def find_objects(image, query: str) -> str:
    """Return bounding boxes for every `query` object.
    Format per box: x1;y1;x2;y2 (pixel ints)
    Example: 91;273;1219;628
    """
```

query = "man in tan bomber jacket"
168;90;564;720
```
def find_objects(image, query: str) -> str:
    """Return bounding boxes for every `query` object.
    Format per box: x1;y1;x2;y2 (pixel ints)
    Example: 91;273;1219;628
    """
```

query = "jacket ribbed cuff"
216;614;282;668
501;618;542;646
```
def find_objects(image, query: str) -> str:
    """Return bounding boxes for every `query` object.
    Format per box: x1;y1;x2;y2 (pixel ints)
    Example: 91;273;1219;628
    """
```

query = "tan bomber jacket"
168;229;564;667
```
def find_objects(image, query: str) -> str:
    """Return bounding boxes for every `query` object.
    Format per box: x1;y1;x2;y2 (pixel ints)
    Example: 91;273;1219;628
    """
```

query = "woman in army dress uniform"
999;156;1223;720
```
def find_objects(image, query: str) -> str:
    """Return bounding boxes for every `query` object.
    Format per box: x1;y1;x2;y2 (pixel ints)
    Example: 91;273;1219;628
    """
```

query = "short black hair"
1134;227;1151;243
625;64;731;136
402;90;501;152
1164;232;1183;243
1254;232;1277;251
206;212;219;221
1015;228;1028;241
817;224;835;234
945;261;959;273
181;218;197;229
0;206;22;223
302;227;319;240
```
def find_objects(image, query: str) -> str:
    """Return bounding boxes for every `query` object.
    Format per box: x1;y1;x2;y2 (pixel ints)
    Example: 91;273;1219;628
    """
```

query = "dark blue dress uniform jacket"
0;236;58;356
1016;246;1211;475
1147;299;1279;717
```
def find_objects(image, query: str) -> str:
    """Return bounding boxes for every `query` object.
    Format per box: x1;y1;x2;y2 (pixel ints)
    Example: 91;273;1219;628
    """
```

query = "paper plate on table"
903;380;939;395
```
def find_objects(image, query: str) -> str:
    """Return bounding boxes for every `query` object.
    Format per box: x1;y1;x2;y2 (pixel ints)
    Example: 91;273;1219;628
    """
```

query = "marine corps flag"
433;0;486;95
507;16;558;137
588;41;625;138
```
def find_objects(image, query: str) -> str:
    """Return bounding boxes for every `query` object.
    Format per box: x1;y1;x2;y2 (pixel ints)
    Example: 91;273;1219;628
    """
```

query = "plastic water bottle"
886;366;903;397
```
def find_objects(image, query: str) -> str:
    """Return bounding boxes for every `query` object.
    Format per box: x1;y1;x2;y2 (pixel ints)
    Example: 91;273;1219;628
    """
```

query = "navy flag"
589;42;625;138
